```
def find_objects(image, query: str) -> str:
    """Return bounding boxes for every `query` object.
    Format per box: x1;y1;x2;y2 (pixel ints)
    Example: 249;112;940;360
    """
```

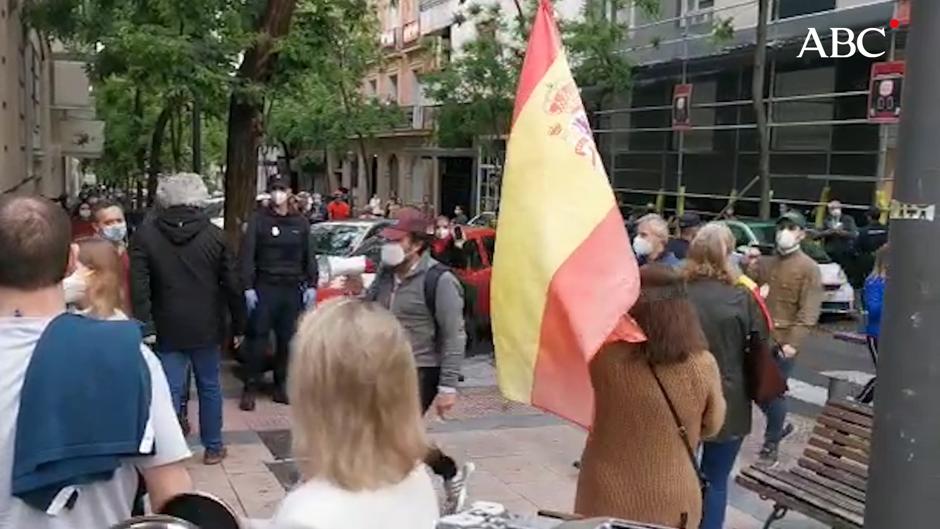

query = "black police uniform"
240;202;317;400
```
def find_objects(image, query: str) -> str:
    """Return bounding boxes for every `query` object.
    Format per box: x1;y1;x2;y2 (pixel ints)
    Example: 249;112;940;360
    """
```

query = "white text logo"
798;28;887;59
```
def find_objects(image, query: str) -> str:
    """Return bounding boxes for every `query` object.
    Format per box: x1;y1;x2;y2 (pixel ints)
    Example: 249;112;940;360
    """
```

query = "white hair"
637;213;669;243
156;173;210;208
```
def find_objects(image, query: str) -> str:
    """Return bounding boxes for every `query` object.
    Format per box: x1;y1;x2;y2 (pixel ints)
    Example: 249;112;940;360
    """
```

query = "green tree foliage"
26;0;243;192
424;0;662;158
265;0;400;195
424;3;520;151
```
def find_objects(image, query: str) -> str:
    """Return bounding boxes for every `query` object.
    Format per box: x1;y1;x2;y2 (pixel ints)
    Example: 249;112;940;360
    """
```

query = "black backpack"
370;263;472;339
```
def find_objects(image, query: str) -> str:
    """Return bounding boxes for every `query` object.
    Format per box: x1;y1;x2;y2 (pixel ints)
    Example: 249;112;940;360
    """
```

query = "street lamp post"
865;1;940;527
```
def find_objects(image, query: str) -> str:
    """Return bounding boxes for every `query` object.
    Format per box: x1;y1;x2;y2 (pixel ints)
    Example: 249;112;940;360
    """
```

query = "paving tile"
505;478;576;513
256;429;292;460
229;471;287;519
474;455;560;486
221;443;275;475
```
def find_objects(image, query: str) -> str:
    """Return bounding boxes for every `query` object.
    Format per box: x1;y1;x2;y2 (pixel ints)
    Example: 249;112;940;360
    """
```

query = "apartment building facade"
600;0;903;218
1;5;102;200
335;0;582;215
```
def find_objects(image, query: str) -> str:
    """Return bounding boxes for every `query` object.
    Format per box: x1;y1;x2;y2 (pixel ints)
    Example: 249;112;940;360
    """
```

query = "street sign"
672;83;693;131
868;61;905;124
895;0;911;27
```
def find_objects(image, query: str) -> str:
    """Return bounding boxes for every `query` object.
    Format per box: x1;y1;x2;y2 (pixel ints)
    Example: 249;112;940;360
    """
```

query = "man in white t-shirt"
0;194;193;529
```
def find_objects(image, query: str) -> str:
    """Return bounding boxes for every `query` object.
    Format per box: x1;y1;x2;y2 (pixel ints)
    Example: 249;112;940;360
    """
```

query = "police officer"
239;175;318;411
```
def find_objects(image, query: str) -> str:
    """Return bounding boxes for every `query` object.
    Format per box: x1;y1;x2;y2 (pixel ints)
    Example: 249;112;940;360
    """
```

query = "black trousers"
245;283;304;389
418;367;458;480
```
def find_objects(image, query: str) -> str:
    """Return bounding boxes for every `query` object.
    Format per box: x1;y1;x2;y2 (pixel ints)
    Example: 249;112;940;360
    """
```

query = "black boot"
239;386;257;411
273;385;289;405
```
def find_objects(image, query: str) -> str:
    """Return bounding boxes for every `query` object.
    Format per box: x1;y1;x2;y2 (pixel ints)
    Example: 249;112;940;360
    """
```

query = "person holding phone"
431;215;468;269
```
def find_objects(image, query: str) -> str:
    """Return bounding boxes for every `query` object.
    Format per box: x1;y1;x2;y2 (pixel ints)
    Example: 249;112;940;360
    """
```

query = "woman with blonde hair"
271;298;438;529
68;236;129;319
684;223;769;529
575;265;725;529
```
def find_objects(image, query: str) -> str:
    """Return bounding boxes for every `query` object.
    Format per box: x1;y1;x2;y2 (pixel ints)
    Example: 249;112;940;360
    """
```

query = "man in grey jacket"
366;207;471;513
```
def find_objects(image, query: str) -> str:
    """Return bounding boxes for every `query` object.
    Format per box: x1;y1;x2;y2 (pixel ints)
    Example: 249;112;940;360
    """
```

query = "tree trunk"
169;106;182;171
754;0;772;220
192;94;203;174
355;135;371;200
147;105;173;206
223;0;298;248
280;140;298;190
133;89;147;208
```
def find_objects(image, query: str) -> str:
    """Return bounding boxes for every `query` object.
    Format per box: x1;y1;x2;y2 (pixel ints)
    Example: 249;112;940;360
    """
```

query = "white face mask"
830;209;842;218
272;190;289;206
78;208;92;220
101;222;127;243
436;227;450;239
381;243;406;267
633;236;654;257
776;229;800;254
63;271;88;305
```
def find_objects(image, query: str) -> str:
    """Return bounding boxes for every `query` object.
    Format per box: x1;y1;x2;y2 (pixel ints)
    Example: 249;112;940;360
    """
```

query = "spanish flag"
492;0;642;428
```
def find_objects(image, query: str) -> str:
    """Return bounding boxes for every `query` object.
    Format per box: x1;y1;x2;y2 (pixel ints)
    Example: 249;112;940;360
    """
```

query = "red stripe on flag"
512;0;562;125
530;207;641;428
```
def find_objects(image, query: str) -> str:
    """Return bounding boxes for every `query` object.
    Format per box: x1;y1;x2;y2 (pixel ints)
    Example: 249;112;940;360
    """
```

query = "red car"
317;225;496;352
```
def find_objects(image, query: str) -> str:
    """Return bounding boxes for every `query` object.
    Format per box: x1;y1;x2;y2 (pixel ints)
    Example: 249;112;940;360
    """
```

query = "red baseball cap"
381;207;432;241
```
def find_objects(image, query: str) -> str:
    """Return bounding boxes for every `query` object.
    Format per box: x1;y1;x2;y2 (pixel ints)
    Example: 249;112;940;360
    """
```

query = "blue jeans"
700;438;745;529
760;354;795;447
158;347;224;452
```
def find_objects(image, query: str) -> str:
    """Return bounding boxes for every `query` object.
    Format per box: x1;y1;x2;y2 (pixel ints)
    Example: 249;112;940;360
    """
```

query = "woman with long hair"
71;237;129;319
684;223;769;529
575;265;726;529
271;299;438;529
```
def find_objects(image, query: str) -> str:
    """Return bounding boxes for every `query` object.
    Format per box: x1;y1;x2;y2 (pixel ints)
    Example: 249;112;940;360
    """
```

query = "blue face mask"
102;222;127;243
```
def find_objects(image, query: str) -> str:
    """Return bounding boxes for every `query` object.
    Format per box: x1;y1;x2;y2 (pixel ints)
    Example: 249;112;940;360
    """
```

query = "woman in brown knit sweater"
575;265;726;529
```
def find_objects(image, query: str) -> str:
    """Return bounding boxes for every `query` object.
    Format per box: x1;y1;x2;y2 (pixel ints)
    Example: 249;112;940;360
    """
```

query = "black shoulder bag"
648;362;710;497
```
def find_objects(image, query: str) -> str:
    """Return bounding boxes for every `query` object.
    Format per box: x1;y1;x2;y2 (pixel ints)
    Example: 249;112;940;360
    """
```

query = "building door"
440;157;473;218
388;155;399;199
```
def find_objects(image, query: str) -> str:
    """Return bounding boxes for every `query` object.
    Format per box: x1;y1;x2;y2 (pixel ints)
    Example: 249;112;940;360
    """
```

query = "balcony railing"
390;105;438;132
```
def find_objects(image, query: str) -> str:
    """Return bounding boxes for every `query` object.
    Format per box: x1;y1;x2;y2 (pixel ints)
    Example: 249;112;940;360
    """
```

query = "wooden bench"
736;399;872;529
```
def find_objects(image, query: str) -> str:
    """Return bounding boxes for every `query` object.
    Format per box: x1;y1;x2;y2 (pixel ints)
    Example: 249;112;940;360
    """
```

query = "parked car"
720;219;855;315
468;211;497;228
310;219;393;300
207;197;225;229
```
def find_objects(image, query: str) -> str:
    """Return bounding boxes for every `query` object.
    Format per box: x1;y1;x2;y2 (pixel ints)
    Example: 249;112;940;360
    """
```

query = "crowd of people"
0;174;892;529
0;172;480;529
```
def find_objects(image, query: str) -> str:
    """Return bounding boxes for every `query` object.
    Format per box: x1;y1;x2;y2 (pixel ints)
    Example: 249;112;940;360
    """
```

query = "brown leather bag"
745;332;788;404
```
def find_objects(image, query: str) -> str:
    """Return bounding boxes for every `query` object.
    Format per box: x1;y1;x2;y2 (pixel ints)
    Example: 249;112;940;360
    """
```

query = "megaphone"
326;255;369;278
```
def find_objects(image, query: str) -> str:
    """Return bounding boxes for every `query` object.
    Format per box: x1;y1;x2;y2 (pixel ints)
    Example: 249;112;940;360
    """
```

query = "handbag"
647;362;709;497
744;332;788;405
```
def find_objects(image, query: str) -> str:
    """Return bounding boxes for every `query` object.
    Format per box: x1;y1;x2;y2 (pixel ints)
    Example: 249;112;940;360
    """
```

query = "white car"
720;219;855;315
309;219;392;293
206;197;225;229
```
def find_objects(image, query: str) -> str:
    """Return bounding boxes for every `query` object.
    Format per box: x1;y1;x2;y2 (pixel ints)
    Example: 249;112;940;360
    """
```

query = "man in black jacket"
130;173;246;465
239;174;318;411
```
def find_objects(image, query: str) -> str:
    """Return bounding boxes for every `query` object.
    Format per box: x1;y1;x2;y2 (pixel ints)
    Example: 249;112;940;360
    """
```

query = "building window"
387;0;399;26
772;66;835;151
411;69;422;106
686;0;714;11
388;74;399;103
776;0;835;20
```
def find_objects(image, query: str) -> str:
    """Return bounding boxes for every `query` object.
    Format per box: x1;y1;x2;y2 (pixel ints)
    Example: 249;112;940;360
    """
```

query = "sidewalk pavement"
180;357;826;528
